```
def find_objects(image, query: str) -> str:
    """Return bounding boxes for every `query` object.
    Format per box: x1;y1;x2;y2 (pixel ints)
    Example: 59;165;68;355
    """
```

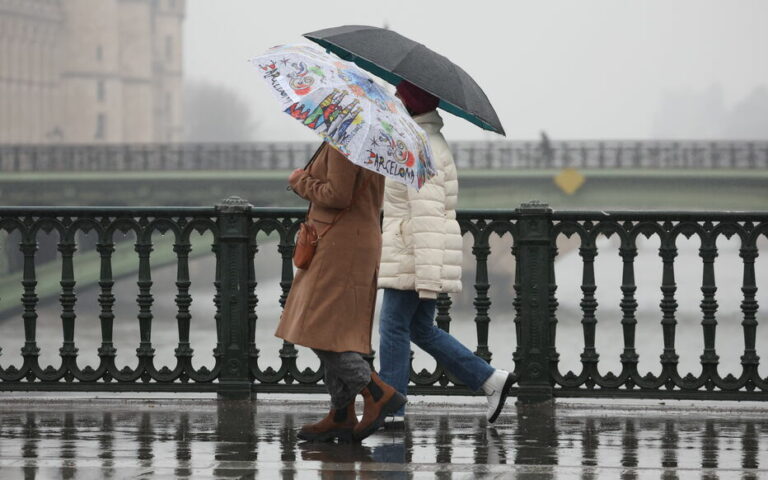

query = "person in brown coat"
276;142;406;442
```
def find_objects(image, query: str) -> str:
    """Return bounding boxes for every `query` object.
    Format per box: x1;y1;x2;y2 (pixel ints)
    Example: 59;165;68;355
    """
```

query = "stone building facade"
0;0;185;143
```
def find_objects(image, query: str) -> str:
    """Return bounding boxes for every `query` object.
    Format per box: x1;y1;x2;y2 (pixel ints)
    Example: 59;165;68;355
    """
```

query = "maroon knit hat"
396;80;439;116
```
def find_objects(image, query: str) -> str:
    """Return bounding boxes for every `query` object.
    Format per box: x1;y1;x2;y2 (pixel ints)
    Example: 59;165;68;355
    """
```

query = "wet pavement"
0;396;765;479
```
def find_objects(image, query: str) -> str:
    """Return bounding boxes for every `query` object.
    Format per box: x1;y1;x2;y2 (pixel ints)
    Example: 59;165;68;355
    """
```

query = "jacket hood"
413;110;444;134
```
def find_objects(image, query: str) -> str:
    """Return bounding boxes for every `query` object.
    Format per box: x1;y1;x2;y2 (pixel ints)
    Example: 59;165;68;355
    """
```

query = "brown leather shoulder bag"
292;149;369;269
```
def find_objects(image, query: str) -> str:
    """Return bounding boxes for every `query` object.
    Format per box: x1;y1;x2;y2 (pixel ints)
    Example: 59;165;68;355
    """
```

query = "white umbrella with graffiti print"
250;43;435;190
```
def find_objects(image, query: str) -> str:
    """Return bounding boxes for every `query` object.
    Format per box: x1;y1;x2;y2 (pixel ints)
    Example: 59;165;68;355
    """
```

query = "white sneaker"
482;369;514;423
383;414;405;429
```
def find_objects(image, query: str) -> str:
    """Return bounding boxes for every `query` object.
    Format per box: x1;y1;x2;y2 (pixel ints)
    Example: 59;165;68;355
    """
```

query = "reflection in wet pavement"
0;399;765;479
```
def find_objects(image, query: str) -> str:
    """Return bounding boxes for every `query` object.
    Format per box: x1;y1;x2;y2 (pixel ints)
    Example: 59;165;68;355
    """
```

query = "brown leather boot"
354;372;407;441
297;402;357;443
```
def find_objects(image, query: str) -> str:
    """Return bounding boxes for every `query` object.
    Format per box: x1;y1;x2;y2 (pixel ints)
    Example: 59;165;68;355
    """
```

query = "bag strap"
299;143;327;220
304;143;325;169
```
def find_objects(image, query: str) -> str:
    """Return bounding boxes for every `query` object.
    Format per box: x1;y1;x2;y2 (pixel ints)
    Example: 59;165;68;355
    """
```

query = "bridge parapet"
1;140;767;172
0;202;766;403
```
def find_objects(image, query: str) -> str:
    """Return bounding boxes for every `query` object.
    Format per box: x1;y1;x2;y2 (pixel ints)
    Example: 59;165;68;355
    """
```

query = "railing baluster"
699;227;719;386
277;227;299;383
740;235;759;386
135;229;155;380
173;236;193;380
435;293;452;332
619;229;639;386
58;227;78;380
97;235;116;380
20;230;40;376
659;224;680;388
472;229;492;362
434;292;453;386
579;226;599;386
247;240;259;378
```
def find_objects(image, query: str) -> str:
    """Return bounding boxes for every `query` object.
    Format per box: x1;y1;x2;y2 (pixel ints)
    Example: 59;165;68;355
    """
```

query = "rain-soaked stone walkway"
0;395;765;479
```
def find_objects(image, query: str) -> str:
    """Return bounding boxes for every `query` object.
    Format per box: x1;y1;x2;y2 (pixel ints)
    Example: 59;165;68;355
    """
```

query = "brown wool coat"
275;142;385;354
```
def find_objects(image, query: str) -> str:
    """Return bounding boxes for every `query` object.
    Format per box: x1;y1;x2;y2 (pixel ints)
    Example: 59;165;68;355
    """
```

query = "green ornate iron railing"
0;200;766;403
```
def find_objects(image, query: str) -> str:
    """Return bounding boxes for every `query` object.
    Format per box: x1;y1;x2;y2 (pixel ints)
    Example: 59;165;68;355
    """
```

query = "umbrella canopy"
304;25;505;136
250;44;435;190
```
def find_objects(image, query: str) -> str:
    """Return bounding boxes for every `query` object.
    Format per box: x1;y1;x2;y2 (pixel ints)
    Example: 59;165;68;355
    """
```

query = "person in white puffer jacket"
377;81;514;424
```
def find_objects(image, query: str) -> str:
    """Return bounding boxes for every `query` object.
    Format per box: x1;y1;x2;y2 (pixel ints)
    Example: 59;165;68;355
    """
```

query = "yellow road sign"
554;168;585;195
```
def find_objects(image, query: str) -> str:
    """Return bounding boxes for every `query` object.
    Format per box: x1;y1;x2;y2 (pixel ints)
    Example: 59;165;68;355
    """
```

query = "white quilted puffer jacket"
378;110;462;298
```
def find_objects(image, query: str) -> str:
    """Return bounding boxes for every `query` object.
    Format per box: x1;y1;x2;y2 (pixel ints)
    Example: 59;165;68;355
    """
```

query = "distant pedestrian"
276;142;406;443
539;130;554;166
377;81;514;425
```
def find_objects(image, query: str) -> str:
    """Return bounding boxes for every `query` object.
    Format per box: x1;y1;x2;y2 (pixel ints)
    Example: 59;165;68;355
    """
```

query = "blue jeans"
378;288;495;415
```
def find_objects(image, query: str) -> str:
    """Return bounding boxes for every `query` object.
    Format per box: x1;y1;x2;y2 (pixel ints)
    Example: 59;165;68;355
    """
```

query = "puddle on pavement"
0;403;764;478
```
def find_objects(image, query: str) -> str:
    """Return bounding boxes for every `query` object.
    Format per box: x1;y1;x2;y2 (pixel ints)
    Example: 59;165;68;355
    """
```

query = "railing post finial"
215;195;253;213
519;199;550;211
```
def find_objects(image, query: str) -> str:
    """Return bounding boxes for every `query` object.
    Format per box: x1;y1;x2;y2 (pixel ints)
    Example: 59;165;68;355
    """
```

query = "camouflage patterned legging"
313;349;371;409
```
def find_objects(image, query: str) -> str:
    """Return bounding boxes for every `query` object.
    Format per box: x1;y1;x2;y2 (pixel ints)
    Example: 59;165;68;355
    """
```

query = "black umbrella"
304;25;505;136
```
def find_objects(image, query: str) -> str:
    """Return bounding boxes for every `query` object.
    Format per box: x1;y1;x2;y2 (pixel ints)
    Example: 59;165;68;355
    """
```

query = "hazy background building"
0;0;185;143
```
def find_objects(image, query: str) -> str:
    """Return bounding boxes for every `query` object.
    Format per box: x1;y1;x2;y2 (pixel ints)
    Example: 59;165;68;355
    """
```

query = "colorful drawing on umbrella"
251;44;435;190
335;65;397;112
281;89;363;154
286;61;315;95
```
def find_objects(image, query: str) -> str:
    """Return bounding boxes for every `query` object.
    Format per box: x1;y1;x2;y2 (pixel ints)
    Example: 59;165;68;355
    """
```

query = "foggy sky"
184;0;768;141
